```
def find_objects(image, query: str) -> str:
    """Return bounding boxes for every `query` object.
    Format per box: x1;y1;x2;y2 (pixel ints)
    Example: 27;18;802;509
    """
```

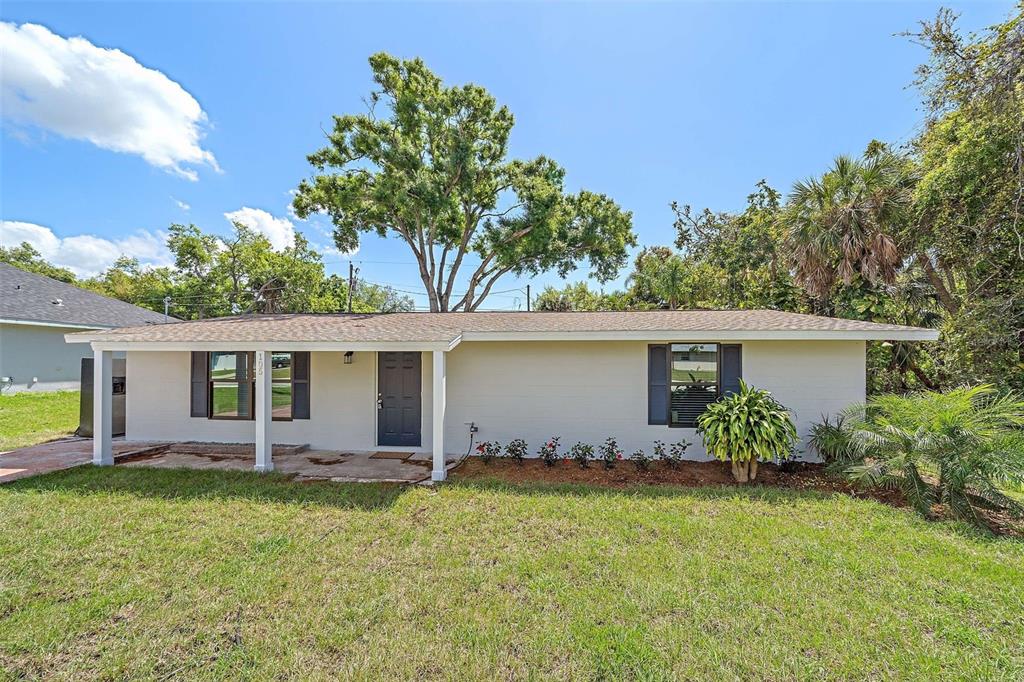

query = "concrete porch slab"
0;439;165;484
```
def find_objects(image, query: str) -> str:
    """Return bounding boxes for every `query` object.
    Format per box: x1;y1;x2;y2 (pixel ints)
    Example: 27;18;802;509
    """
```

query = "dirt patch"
306;456;350;466
453;458;907;505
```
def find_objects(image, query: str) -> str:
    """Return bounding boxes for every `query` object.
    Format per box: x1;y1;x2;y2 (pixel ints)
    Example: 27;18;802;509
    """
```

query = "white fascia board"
85;340;457;352
3;318;110;331
458;329;940;342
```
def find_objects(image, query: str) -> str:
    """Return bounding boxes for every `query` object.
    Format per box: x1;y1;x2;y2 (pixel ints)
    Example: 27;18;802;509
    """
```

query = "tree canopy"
292;53;636;312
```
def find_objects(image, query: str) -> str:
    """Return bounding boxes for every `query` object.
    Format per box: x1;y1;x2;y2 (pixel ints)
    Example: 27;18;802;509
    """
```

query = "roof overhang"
458;329;940;342
4;318;111;331
66;327;938;349
66;337;461;353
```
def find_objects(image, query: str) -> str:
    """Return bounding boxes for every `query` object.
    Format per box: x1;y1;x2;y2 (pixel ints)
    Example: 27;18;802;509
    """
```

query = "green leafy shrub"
569;442;594;469
475;441;501;464
809;414;856;468
665;440;691;469
598;437;623;470
538;437;561;467
696;380;798;482
505;438;528;464
835;385;1024;526
632;449;651;471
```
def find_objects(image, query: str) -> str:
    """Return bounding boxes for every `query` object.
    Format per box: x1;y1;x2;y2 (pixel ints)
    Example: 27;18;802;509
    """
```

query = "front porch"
88;346;454;481
116;445;463;483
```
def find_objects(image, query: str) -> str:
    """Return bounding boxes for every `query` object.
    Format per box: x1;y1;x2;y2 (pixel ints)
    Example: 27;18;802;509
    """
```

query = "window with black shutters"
194;351;311;421
668;343;718;428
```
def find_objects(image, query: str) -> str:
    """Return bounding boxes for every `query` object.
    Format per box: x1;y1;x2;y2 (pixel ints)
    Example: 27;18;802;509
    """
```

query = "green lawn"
0;390;79;451
1;468;1022;680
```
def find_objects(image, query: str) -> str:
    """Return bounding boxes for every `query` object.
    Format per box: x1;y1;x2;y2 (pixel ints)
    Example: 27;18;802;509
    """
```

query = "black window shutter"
292;351;311;419
648;344;668;425
190;351;209;417
721;344;742;396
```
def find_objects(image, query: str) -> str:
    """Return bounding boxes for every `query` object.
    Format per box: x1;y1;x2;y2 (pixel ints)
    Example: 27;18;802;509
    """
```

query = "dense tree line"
536;6;1024;393
0;222;414;319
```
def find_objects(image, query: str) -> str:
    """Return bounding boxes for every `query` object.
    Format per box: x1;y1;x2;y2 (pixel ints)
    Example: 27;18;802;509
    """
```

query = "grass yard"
1;469;1022;680
0;390;79;452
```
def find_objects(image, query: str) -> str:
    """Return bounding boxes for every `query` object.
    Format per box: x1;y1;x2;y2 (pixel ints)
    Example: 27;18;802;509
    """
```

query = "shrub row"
475;437;692;470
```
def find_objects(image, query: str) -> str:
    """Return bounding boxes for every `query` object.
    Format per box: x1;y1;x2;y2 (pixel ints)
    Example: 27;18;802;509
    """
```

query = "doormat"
369;451;413;460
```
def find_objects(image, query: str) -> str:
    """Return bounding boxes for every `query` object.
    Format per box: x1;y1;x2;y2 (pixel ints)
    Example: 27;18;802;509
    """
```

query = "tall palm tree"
783;150;915;302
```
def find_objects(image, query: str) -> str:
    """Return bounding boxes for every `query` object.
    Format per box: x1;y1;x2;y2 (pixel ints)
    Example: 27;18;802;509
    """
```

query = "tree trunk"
916;252;959;315
731;459;748;483
748;457;758;481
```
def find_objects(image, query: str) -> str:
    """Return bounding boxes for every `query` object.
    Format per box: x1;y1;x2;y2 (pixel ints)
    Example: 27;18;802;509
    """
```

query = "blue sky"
0;1;1013;310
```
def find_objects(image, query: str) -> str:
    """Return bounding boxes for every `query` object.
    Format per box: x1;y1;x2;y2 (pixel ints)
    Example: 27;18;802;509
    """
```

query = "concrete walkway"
0;439;163;484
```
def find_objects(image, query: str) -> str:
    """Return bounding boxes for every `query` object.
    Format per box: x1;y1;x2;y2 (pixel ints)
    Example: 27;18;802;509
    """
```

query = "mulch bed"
453;457;1024;538
453;457;904;504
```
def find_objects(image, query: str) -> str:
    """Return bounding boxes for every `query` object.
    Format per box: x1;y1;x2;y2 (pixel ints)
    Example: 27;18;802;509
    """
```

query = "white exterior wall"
122;340;865;460
443;340;865;460
125;350;433;451
0;322;94;392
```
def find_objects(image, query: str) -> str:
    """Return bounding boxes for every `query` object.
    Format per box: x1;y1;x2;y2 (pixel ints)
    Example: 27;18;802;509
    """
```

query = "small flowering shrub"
652;440;666;464
505;438;528;464
664;439;691;469
538;437;561;467
475;441;501;464
569;441;594;468
599;437;623;469
632;449;652;471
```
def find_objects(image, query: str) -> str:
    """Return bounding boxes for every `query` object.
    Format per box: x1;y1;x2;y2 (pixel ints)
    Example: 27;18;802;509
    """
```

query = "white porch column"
431;350;447;482
254;350;273;472
92;348;113;466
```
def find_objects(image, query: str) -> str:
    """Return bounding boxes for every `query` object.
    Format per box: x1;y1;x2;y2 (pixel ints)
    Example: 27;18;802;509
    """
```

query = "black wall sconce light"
344;351;354;364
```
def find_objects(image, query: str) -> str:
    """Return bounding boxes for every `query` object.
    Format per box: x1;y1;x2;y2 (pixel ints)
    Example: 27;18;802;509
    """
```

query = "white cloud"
0;220;172;277
0;22;219;180
224;207;295;251
173;197;190;211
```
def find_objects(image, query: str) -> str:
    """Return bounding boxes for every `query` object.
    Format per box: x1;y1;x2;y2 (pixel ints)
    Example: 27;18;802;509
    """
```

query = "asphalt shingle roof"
0;263;169;328
69;309;936;344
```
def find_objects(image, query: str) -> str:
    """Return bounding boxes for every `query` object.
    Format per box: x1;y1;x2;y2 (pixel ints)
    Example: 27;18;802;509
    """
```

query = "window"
202;351;309;421
648;343;742;428
669;343;718;428
270;352;292;420
209;351;253;419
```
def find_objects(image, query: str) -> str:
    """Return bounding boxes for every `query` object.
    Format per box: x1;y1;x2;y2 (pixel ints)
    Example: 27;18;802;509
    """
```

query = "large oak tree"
292;53;636;312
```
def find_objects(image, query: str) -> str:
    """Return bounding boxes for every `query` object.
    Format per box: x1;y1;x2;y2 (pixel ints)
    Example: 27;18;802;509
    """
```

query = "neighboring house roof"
66;309;939;348
0;262;169;329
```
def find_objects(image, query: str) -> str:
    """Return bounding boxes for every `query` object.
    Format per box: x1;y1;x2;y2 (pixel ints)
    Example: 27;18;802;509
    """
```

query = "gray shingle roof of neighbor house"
65;309;940;346
0;262;170;328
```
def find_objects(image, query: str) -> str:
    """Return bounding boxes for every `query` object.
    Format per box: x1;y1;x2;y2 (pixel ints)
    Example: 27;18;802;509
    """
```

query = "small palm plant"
837;385;1024;525
696;380;798;482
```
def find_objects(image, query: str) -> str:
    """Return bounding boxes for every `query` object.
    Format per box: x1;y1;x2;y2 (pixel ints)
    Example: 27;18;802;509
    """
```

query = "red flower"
616;452;623;460
476;443;485;452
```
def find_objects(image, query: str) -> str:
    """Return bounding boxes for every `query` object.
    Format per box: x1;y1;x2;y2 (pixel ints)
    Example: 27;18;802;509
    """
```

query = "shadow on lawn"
7;465;409;511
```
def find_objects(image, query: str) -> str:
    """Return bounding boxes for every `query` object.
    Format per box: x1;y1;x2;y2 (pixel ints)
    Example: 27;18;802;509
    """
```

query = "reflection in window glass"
271;383;292;419
210;382;252;418
210;352;249;380
670;343;718;384
271;352;292;381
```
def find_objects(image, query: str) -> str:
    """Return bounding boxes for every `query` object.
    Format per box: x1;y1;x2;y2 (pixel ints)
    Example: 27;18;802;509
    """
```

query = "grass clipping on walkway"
0;390;79;451
2;467;1022;680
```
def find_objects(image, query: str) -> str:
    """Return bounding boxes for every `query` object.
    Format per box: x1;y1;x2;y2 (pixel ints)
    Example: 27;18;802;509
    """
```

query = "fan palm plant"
839;385;1024;525
783;150;915;302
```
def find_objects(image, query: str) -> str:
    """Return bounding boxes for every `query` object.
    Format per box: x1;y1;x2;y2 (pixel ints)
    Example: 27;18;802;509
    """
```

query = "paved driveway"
0;439;161;484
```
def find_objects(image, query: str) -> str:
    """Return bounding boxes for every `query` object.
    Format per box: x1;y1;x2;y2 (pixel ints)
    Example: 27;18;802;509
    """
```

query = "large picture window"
669;343;718;428
205;351;305;421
